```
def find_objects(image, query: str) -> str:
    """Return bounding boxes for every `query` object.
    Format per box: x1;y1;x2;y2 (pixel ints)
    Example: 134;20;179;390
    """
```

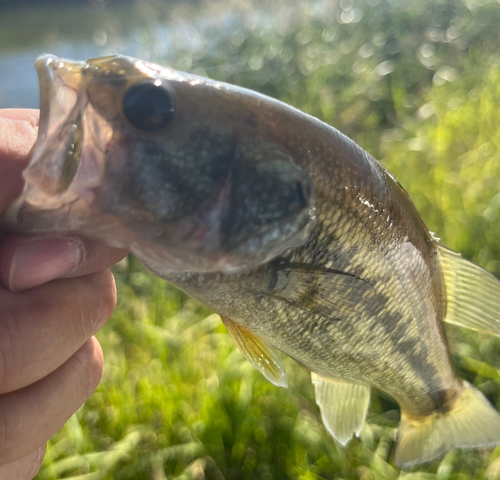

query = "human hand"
0;109;129;479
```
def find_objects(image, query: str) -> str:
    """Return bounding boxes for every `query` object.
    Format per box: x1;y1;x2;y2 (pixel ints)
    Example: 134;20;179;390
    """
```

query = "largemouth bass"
3;54;500;468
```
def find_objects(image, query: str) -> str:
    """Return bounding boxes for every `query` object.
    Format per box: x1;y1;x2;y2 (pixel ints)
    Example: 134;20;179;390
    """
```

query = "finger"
0;445;46;480
0;109;39;163
0;269;115;394
0;233;128;292
0;337;103;466
0;109;39;123
0;110;39;216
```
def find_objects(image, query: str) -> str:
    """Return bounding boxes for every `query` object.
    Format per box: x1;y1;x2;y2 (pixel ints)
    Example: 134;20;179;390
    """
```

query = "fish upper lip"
35;54;86;89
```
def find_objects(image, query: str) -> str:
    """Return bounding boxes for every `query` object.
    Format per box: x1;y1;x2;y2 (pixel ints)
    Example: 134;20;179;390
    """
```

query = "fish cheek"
98;129;237;226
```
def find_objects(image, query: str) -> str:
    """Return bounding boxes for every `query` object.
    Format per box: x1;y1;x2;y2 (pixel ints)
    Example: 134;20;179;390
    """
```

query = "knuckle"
0;321;9;392
51;338;103;412
21;446;46;480
0;308;23;393
88;339;104;395
70;338;103;400
92;269;117;318
0;400;21;465
99;269;118;318
81;269;117;333
0;405;7;462
0;446;46;479
0;290;58;393
29;446;47;478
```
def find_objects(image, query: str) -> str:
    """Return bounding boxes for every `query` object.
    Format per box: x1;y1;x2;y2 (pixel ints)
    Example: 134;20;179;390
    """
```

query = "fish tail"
394;382;500;468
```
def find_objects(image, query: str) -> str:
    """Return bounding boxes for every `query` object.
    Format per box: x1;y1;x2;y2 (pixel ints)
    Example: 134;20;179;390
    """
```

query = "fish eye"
122;80;175;132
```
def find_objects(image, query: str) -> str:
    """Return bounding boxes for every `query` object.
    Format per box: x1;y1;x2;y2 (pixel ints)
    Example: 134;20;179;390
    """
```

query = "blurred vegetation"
20;0;500;478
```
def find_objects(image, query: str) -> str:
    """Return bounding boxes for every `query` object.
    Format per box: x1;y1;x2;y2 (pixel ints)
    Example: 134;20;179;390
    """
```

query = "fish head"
8;54;315;273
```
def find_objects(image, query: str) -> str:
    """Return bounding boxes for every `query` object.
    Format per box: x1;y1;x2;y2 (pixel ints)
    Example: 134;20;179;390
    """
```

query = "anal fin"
311;372;370;445
221;316;287;388
438;244;500;336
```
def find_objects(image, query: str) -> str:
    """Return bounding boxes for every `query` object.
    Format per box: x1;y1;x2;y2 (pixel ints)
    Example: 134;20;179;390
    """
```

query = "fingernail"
9;237;83;291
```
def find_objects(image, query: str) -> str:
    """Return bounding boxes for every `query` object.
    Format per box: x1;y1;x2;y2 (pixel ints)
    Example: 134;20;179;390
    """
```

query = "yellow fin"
221;316;287;388
438;244;500;336
311;372;370;445
395;383;500;468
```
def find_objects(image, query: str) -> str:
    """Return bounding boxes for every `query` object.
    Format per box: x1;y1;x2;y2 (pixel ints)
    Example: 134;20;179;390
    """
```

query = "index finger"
0;109;39;215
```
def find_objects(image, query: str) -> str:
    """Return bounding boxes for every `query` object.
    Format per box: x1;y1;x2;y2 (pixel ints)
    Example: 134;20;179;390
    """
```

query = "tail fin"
395;383;500;468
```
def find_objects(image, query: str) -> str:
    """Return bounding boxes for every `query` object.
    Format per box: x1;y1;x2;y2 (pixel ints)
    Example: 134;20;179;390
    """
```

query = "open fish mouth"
25;55;112;209
35;54;85;150
27;54;88;198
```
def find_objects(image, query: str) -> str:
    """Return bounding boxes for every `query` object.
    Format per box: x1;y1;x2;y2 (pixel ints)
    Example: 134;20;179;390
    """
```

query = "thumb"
0;109;39;215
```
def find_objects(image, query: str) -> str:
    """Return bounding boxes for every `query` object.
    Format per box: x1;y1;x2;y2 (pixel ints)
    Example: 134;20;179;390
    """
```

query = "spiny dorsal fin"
311;372;370;445
438;244;500;336
221;316;287;387
395;382;500;468
267;263;375;319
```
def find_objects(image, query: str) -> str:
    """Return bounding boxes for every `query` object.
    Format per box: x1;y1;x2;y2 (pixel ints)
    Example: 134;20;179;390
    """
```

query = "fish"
3;53;500;468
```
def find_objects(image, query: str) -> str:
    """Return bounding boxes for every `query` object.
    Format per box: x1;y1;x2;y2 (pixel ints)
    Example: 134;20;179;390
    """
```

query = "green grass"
34;0;500;478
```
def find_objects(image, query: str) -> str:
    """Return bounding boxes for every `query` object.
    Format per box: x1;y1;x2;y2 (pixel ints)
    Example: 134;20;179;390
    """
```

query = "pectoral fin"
267;263;375;319
311;372;370;445
221;316;287;387
438;244;500;336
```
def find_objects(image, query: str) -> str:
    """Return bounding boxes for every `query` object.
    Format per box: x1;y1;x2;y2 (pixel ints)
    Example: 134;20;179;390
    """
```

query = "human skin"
0;109;129;479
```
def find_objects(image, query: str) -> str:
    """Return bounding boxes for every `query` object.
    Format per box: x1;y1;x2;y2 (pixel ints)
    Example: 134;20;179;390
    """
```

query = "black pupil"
122;81;175;131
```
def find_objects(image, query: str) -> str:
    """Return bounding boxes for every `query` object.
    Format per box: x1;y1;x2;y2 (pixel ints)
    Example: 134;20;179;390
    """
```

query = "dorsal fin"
438;244;500;336
311;373;370;445
221;316;287;387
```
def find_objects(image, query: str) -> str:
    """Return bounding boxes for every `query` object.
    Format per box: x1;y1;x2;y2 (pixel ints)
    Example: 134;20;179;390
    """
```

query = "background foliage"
2;0;500;478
